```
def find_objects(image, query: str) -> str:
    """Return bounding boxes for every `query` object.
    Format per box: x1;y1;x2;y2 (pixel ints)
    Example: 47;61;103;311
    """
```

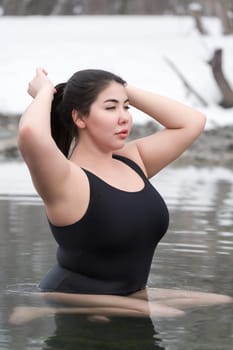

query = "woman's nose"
118;108;130;124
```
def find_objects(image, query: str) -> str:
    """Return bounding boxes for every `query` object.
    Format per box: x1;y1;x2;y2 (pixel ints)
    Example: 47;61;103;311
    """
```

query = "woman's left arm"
124;85;206;177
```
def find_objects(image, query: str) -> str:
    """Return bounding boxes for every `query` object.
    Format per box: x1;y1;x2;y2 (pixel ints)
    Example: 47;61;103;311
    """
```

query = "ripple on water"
5;283;38;295
219;231;233;237
0;329;11;348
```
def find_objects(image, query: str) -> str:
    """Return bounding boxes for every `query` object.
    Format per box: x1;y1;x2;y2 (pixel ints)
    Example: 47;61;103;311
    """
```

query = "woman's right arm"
18;68;72;204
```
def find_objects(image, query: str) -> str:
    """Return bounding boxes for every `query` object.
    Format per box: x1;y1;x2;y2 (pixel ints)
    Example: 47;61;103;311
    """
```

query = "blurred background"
0;0;232;18
0;0;233;164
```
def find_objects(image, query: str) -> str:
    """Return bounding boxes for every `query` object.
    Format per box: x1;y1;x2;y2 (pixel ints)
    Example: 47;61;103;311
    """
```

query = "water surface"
0;162;232;349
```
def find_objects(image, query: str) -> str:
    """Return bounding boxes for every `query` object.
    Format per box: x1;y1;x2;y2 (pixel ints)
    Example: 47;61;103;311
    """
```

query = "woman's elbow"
17;125;36;157
191;112;207;137
198;112;207;130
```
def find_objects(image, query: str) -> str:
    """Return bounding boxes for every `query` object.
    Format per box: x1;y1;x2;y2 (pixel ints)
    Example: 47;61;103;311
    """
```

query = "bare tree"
3;0;54;15
194;0;233;34
214;0;233;34
114;0;128;14
208;49;233;107
51;0;82;15
2;0;26;15
1;0;177;15
188;2;208;34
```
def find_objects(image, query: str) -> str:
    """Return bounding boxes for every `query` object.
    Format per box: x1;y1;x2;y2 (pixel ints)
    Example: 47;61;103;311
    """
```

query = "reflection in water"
43;314;164;350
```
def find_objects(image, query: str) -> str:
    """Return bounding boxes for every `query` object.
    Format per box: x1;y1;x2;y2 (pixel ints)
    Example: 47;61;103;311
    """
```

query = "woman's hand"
27;67;55;98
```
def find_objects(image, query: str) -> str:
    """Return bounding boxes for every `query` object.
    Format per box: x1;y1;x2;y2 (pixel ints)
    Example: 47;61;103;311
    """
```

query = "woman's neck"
70;142;115;170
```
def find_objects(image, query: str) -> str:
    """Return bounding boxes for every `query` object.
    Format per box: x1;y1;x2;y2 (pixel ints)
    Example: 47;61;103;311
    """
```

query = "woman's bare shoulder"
114;141;148;176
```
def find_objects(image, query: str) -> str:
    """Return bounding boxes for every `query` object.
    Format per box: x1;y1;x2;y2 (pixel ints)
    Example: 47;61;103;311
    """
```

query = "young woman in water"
10;67;232;324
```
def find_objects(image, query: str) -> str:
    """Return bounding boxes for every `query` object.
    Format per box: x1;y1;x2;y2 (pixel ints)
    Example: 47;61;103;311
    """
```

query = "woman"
10;67;232;324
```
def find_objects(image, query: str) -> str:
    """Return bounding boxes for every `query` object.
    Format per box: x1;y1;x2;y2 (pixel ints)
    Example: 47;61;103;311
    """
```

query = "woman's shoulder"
114;141;147;176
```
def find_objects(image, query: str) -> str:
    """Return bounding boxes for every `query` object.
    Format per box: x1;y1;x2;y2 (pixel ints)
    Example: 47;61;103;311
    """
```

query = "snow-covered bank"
0;16;232;164
0;112;232;166
0;15;233;128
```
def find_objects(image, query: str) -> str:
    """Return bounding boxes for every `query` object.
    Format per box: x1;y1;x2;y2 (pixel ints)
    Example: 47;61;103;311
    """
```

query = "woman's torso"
39;155;169;295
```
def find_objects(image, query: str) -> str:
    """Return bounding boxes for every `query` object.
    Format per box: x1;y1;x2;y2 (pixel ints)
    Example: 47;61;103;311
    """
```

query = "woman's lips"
115;129;128;138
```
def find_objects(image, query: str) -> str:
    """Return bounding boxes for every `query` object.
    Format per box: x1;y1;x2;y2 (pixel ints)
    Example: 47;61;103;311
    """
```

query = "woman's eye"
105;105;130;110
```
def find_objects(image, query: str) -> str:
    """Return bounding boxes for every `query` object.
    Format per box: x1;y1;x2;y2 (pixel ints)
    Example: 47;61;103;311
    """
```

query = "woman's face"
82;82;132;152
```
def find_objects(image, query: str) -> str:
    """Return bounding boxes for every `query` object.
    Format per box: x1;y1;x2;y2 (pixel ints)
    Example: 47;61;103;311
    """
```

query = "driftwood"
208;48;233;108
164;57;208;107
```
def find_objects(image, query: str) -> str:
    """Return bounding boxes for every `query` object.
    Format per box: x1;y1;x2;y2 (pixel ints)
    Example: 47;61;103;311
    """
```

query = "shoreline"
130;122;233;168
0;114;233;167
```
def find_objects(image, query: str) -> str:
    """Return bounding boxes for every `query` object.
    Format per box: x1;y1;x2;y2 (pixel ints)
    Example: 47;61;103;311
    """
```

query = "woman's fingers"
27;67;54;98
36;66;48;76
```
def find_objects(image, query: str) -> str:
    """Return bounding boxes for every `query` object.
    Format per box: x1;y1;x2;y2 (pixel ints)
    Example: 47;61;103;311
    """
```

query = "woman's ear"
72;109;86;129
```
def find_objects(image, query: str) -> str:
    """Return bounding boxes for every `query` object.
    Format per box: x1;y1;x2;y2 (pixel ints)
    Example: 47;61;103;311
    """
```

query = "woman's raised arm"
18;68;72;204
124;85;206;177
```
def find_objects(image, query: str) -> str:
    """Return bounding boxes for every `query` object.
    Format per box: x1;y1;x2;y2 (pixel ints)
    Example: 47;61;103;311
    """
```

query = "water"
0;162;232;349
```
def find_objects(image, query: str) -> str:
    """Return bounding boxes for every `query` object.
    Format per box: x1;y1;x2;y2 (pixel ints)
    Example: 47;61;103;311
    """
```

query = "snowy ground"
0;15;233;129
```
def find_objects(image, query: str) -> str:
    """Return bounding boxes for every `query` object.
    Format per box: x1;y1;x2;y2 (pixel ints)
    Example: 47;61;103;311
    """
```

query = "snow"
188;3;203;12
0;15;232;129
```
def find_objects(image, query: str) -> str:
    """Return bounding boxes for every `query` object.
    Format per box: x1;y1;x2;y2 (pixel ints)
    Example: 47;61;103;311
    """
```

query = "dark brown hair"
51;69;126;157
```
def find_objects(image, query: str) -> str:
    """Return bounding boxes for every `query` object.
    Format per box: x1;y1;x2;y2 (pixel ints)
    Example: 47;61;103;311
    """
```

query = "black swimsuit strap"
112;154;147;180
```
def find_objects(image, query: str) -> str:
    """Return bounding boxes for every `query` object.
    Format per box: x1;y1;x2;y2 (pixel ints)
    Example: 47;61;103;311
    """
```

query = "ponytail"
51;83;78;158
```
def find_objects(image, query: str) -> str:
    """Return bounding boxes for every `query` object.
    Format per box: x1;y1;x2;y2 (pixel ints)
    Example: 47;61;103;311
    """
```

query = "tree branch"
164;56;208;107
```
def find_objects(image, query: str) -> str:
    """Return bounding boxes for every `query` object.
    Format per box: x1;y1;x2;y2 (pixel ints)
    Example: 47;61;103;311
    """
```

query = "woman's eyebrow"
104;98;129;103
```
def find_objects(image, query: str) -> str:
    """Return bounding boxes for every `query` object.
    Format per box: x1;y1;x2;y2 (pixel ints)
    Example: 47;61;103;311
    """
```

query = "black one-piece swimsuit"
38;155;169;295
